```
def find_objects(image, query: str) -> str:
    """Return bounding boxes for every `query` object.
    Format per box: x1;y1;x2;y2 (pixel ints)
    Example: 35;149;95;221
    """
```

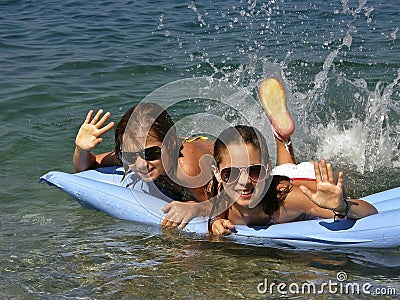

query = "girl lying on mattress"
206;122;377;235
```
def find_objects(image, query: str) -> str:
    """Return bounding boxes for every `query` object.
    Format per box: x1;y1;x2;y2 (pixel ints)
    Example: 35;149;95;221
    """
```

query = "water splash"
364;71;400;172
303;71;400;175
160;0;400;188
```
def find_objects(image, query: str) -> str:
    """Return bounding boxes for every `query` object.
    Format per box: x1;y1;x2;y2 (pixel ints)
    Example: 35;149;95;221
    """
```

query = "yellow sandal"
258;77;295;142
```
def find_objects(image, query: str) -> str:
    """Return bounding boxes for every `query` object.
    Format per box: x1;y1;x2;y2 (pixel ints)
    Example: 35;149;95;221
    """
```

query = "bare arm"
73;109;116;172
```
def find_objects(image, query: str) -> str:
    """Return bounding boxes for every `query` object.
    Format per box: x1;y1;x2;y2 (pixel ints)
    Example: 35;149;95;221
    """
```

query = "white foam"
314;120;367;173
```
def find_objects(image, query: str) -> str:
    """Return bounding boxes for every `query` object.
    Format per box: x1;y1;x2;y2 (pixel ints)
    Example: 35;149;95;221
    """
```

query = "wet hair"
208;125;290;218
114;105;136;164
213;125;269;168
262;175;291;216
114;102;177;163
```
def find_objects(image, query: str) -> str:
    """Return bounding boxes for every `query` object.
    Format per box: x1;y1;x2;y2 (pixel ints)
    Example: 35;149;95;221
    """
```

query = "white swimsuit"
271;162;316;181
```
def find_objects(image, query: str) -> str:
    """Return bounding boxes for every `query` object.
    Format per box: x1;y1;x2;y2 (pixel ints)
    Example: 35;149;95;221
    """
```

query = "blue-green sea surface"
1;0;399;299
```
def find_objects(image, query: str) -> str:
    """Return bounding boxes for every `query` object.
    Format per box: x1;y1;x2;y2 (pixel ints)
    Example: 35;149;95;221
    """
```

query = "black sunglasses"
219;164;268;184
119;145;162;165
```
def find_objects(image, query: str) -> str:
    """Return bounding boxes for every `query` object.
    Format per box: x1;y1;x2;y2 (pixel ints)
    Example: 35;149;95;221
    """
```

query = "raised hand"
75;109;115;151
299;160;345;212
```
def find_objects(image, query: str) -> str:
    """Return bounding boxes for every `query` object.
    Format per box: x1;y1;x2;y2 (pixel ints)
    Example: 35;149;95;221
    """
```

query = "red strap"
290;178;316;182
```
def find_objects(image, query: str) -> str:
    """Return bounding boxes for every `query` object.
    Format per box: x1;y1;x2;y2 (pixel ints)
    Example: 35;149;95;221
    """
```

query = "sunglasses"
219;164;268;184
119;145;162;165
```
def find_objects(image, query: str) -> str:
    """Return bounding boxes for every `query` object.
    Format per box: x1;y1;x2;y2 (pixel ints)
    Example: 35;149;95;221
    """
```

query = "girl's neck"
230;202;270;226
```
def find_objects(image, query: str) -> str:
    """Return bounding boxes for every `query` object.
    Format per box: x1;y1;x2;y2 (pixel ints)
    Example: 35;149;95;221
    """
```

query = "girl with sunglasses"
73;103;215;228
207;125;377;235
74;103;213;198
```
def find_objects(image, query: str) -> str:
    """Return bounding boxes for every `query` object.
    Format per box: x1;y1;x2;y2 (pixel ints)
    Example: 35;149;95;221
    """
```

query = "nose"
237;169;251;185
131;155;147;170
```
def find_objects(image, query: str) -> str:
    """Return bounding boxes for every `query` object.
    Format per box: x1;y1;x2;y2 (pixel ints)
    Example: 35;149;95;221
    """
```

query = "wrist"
336;197;347;214
208;216;216;233
333;198;349;221
75;145;91;152
207;215;222;233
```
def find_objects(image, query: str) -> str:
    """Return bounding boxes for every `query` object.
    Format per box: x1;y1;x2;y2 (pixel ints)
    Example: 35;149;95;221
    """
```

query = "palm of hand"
76;124;101;150
311;182;342;211
300;160;345;212
75;109;114;151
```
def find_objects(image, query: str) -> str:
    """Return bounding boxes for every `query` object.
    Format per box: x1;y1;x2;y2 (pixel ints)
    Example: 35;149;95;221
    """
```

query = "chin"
235;199;251;207
238;193;263;208
146;173;163;182
139;176;155;183
136;171;159;182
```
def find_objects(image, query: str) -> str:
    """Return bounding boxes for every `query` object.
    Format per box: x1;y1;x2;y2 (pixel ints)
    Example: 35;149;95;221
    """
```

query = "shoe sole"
258;78;295;140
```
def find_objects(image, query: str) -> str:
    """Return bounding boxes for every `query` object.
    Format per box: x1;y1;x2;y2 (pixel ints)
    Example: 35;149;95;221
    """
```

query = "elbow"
348;200;378;219
368;203;379;216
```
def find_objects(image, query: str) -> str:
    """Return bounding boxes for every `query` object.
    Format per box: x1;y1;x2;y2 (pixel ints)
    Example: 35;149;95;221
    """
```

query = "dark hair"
114;102;177;163
213;125;268;168
114;105;136;164
262;175;291;216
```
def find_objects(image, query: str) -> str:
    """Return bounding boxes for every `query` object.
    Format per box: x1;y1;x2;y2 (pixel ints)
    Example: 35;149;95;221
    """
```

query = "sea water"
0;0;399;299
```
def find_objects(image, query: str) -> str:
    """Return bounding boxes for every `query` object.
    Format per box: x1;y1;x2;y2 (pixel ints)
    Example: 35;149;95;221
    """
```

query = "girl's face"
214;142;267;207
121;132;171;182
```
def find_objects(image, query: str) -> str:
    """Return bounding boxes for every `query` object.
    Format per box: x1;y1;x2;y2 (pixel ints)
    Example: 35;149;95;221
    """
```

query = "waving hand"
299;160;345;212
75;109;115;151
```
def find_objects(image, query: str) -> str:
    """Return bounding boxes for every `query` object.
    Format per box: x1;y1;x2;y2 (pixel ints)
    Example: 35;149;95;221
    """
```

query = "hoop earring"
217;181;223;195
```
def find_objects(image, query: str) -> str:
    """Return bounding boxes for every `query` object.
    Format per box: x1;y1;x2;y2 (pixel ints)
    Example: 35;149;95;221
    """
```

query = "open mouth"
237;187;254;199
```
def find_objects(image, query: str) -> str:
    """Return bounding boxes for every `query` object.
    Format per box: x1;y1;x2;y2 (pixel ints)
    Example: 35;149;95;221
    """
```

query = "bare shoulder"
178;139;214;176
97;151;119;166
274;184;311;222
176;139;214;200
181;138;213;156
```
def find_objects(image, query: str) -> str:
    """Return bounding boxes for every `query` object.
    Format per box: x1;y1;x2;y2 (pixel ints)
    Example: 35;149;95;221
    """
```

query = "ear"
212;165;223;183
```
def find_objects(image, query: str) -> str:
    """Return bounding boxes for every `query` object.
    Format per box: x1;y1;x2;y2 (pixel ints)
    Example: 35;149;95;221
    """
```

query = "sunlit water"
1;0;399;298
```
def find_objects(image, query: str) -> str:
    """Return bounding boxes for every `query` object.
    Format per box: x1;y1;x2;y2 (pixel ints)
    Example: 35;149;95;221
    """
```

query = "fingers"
162;216;188;229
326;162;335;184
90;109;104;125
225;220;236;230
161;206;189;229
161;209;176;226
162;218;182;229
337;171;344;189
87;109;112;126
314;161;322;183
178;219;189;230
212;219;234;235
299;185;313;200
162;203;172;213
320;160;328;182
96;111;112;128
82;109;114;137
84;110;94;124
97;121;115;135
314;159;336;183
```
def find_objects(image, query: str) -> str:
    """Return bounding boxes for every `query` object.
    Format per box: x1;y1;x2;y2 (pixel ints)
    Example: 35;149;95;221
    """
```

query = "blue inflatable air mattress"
40;167;400;249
